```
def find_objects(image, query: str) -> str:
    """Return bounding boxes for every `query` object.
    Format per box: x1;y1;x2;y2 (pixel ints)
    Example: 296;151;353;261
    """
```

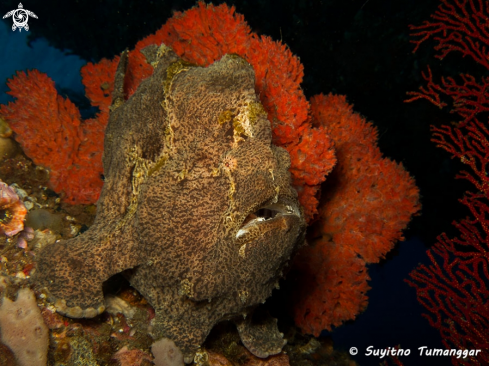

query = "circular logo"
12;9;29;28
349;347;358;356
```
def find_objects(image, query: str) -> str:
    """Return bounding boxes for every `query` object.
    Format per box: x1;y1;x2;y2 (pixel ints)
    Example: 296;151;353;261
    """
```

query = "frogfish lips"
236;200;302;240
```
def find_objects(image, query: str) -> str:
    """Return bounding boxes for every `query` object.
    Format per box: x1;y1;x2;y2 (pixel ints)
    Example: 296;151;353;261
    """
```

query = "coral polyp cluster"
0;180;26;237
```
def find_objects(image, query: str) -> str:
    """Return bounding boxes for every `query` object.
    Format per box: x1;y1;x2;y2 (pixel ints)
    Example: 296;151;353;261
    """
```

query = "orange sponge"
292;94;420;335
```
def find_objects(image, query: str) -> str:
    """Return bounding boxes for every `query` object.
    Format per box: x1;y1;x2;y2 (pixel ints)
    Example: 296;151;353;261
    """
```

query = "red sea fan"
292;94;420;335
407;120;489;365
405;1;489;362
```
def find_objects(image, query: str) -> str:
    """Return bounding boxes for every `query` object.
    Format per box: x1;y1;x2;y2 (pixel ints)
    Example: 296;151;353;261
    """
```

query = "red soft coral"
293;240;370;335
311;94;419;262
81;57;119;114
125;2;253;96
291;94;420;335
0;70;107;204
287;125;336;220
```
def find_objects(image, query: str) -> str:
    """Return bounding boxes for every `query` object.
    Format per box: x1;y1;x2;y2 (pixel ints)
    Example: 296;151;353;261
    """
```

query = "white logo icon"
3;3;38;32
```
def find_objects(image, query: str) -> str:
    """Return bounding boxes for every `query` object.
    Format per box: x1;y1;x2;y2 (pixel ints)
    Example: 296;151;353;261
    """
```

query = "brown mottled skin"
33;45;306;363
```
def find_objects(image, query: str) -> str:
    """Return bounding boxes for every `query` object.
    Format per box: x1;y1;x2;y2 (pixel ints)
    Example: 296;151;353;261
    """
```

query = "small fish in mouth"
32;45;306;363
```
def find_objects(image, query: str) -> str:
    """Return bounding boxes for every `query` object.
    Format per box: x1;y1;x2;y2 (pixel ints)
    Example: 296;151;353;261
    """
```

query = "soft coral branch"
410;0;489;68
292;94;420;335
406;67;489;125
431;119;489;194
406;0;489;127
407;1;489;363
406;194;489;365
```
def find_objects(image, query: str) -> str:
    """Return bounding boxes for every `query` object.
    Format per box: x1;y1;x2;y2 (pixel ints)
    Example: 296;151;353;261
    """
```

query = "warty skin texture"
33;45;306;362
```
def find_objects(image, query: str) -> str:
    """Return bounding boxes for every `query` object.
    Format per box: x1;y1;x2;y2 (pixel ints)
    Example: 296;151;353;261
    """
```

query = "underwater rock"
0;117;19;158
0;136;19;159
0;341;18;366
25;208;63;232
33;46;306;362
